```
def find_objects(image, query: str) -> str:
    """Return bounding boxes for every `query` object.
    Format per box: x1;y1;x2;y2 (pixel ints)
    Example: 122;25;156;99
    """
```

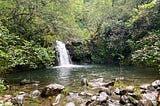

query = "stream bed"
2;65;160;106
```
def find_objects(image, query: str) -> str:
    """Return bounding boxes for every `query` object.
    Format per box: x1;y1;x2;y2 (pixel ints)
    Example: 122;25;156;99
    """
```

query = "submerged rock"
20;79;40;85
20;79;31;85
41;83;64;97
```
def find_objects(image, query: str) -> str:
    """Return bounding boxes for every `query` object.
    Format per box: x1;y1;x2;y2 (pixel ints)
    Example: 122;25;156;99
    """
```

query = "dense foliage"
0;0;159;74
69;0;160;68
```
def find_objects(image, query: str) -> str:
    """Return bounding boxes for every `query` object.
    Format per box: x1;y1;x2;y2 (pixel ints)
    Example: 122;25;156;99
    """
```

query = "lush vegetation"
0;0;159;74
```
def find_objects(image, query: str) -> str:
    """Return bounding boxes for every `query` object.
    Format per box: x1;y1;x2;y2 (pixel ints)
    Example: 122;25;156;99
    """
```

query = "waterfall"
55;41;72;66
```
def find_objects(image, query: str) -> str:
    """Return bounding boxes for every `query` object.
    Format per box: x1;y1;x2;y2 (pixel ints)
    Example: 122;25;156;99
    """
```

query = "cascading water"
55;41;72;66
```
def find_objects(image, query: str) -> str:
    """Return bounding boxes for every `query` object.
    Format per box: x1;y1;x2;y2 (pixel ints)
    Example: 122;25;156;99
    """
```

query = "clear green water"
5;65;160;87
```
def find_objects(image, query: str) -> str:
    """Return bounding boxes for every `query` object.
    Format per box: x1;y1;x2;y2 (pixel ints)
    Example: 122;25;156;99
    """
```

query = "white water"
56;41;72;66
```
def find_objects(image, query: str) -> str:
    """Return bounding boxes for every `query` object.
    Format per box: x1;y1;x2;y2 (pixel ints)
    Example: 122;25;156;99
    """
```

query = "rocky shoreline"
0;78;160;106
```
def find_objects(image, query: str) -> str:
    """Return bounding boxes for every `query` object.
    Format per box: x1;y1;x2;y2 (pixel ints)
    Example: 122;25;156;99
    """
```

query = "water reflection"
5;65;160;87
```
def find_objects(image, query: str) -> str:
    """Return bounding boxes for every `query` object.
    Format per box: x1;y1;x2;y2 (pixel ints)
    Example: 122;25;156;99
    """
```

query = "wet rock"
142;91;157;101
86;100;93;106
79;92;85;96
139;99;154;106
91;96;97;101
107;99;121;106
152;80;160;89
100;87;112;96
104;81;114;87
4;101;13;106
97;92;108;102
66;92;82;103
81;78;88;87
140;84;154;91
80;103;86;106
65;102;75;106
157;87;160;91
114;88;127;95
31;90;41;98
79;91;93;97
86;92;94;97
142;91;157;105
120;95;130;105
114;88;121;95
4;95;12;99
11;94;25;106
41;83;64;97
126;86;134;93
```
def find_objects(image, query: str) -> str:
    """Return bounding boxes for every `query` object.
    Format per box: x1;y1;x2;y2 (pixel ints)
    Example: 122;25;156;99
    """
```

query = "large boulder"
41;83;64;97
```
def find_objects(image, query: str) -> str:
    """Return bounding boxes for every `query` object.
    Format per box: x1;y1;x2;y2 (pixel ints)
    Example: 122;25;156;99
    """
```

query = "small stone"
18;92;26;95
86;93;93;97
126;86;134;93
114;88;121;95
80;92;85;96
120;95;130;105
32;83;39;87
115;77;125;81
31;90;41;98
91;96;97;101
97;92;108;102
4;95;12;98
4;101;13;106
65;102;75;106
